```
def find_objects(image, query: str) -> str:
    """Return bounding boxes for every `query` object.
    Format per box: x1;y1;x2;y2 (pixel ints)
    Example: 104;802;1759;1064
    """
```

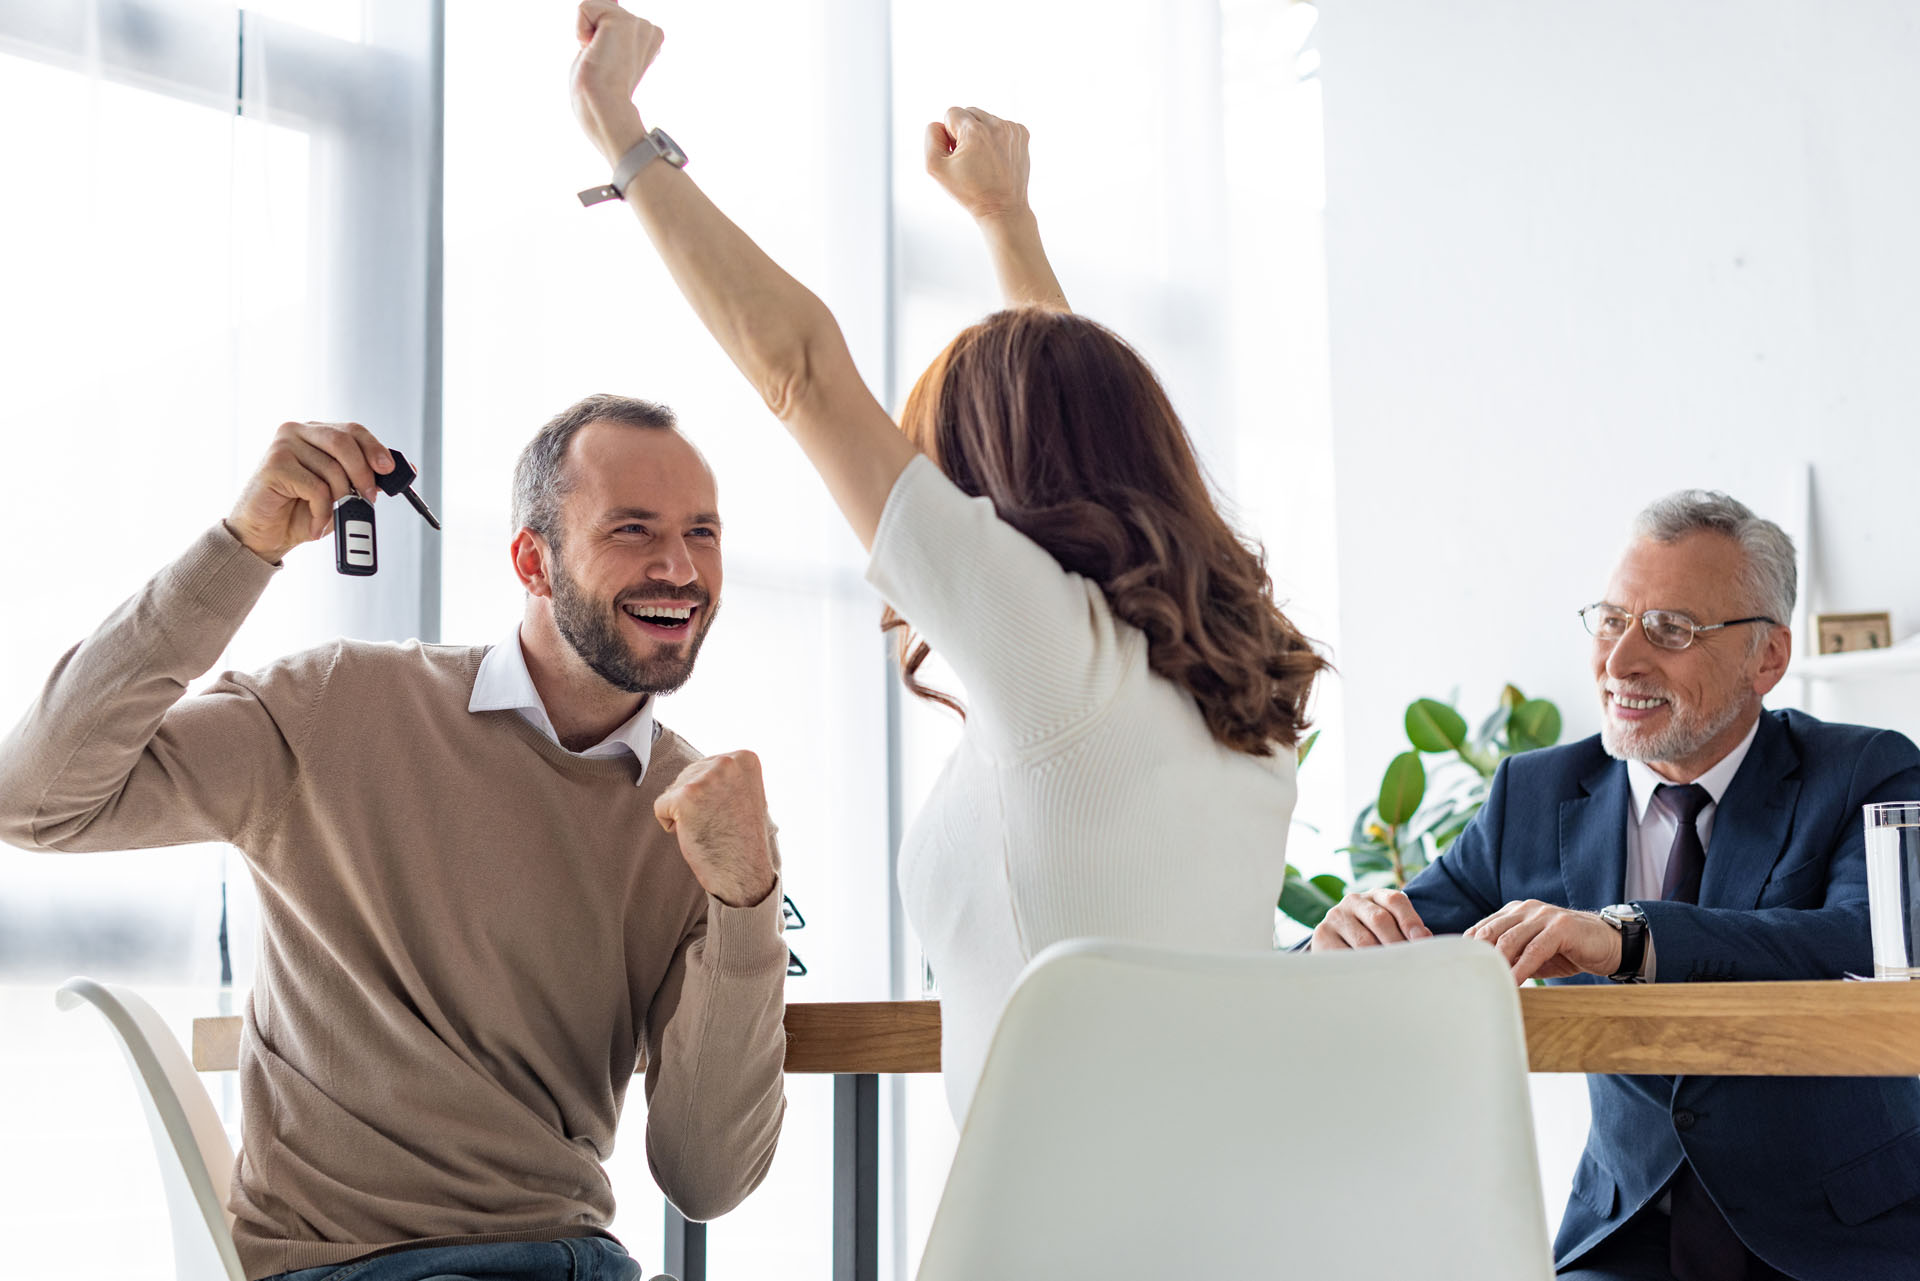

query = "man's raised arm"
0;421;397;853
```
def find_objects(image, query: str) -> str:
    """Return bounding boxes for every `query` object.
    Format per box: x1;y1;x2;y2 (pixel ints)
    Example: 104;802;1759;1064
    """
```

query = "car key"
333;447;440;577
334;495;378;576
375;448;441;529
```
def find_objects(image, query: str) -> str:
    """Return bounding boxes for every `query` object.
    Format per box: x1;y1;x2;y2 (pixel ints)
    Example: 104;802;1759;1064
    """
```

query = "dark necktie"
1657;783;1713;904
1654;781;1751;1281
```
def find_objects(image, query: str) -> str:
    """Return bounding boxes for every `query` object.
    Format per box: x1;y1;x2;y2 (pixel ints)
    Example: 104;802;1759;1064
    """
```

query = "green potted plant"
1280;685;1563;928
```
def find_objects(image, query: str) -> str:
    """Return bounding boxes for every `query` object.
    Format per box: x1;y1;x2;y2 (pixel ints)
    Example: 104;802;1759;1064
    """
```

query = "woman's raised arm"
570;1;914;547
924;107;1071;313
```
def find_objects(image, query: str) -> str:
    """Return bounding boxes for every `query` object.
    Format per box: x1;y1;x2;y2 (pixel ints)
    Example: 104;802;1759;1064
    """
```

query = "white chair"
55;976;245;1281
915;936;1555;1281
57;977;682;1281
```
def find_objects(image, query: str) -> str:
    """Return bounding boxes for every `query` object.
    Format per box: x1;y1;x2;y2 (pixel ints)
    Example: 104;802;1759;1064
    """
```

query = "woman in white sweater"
571;5;1329;1122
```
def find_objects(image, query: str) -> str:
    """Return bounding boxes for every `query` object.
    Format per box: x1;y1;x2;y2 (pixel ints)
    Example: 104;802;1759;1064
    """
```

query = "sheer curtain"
0;3;438;1275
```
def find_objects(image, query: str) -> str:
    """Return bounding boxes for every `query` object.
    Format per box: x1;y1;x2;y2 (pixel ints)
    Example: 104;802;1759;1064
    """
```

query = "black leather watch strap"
1604;905;1648;982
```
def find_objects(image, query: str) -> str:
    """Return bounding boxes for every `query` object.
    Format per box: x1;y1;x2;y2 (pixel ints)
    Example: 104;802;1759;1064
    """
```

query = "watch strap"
1605;906;1648;982
577;130;680;207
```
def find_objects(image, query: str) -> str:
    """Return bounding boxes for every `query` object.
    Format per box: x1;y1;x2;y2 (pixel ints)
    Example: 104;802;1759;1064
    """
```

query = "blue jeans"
260;1236;644;1281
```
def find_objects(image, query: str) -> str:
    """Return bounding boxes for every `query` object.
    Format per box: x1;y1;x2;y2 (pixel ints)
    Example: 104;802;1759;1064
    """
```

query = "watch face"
653;129;688;168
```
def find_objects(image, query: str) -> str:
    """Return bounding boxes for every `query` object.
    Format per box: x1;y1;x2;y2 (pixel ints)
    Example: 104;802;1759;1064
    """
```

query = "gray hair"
1631;489;1797;634
511;393;678;547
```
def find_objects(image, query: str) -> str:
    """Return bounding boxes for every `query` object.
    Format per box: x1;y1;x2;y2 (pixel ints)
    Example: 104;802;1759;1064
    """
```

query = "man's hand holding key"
227;420;397;565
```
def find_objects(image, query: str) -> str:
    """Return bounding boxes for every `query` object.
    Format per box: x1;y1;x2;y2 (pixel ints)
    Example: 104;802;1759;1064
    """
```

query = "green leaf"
1376;751;1427;826
1278;869;1339;925
1501;683;1526;711
1296;729;1321;768
1405;699;1468;753
1457;742;1499;778
1350;806;1381;848
1343;841;1394;877
1403;839;1430;876
1310;873;1348;901
1431;809;1479;850
1508;698;1563;752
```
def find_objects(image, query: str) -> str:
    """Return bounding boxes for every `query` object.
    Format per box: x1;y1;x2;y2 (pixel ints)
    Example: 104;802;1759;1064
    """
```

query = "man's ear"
1751;623;1793;698
510;528;554;598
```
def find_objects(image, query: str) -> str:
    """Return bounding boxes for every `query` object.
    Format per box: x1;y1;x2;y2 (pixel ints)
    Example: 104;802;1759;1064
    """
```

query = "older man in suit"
1315;490;1920;1281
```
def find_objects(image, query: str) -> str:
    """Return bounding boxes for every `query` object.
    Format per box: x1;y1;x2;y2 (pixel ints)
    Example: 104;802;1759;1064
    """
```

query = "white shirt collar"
469;624;658;783
1625;715;1761;822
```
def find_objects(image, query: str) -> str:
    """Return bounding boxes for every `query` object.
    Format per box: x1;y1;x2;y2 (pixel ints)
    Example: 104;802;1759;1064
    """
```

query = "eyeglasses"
1578;603;1777;651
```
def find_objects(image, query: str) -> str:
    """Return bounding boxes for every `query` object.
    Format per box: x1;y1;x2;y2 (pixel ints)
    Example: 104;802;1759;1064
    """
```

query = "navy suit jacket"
1402;709;1920;1280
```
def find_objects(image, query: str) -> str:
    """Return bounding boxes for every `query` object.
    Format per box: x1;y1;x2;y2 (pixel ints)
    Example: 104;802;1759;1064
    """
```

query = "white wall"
1318;0;1920;793
1316;0;1920;1232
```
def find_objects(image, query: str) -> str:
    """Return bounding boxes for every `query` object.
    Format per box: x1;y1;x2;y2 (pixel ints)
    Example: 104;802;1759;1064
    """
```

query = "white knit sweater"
867;456;1298;1122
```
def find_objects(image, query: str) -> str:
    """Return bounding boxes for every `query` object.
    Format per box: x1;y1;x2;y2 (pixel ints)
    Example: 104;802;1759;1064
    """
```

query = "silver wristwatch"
577;127;688;207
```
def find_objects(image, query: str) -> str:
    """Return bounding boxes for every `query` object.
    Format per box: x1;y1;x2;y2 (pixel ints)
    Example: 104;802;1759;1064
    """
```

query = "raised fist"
925;106;1033;221
654;749;778;908
571;1;663;164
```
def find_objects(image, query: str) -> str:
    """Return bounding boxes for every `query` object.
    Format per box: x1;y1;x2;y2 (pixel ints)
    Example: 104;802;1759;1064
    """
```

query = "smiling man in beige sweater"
0;395;787;1281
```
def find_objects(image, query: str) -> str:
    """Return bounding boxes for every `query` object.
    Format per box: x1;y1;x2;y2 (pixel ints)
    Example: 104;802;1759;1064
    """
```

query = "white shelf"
1786;463;1918;689
1789;645;1920;683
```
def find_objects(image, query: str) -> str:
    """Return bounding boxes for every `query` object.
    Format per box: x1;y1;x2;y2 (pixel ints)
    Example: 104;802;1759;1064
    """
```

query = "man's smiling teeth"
624;604;692;621
1613;693;1668;710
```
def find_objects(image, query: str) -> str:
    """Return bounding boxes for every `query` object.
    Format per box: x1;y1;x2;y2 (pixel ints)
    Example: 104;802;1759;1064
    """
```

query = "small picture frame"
1816;611;1895;655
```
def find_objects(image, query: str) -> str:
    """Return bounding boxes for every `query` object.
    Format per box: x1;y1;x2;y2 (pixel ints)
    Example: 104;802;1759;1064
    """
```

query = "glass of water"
1866;802;1920;978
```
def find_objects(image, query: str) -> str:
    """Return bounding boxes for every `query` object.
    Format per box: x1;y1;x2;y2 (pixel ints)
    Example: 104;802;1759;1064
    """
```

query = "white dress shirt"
1624;717;1760;900
468;625;659;784
1622;716;1761;980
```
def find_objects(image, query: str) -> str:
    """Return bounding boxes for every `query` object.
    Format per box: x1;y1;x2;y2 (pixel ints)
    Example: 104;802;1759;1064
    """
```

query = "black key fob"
334;495;377;576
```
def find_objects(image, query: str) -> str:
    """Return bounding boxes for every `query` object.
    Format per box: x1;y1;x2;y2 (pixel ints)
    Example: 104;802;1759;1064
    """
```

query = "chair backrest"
56;977;245;1281
915;937;1554;1281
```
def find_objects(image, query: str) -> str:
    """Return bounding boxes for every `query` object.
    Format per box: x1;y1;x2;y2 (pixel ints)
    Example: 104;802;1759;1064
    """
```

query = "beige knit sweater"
0;524;788;1279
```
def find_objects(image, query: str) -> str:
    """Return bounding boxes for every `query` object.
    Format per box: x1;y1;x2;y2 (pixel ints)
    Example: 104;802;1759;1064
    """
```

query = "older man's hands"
1310;888;1433;950
1313;890;1625;985
1465;900;1623;984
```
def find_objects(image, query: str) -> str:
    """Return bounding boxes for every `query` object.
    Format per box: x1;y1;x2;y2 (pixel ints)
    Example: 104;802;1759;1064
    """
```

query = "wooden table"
186;982;1920;1078
188;983;1920;1281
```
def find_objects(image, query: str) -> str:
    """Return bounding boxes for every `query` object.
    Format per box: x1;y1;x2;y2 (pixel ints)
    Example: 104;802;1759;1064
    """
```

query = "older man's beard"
549;555;716;696
1600;683;1748;766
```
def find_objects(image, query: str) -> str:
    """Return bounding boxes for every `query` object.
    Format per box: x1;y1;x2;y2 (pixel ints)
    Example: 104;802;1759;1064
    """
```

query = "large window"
0;2;437;1275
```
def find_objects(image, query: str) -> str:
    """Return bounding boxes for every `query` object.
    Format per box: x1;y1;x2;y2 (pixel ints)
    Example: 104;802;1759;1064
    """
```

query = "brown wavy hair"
883;308;1329;754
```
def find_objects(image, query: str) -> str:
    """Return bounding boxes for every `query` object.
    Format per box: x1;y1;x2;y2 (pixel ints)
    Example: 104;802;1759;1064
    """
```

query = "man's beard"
1599;684;1747;766
549;555;716;696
